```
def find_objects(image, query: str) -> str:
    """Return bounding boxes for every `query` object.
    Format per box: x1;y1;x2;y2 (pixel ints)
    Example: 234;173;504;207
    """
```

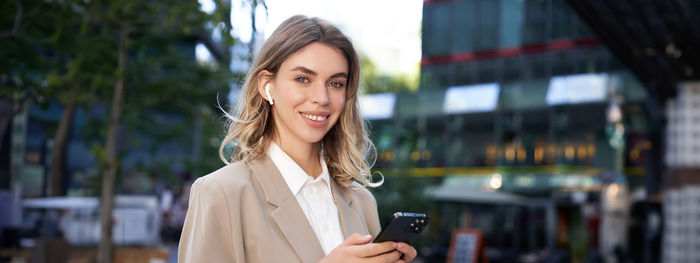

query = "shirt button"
323;225;329;232
308;187;315;195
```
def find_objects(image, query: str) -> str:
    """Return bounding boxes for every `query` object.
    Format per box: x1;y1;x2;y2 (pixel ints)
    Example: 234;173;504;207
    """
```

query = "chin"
301;132;327;144
297;120;337;144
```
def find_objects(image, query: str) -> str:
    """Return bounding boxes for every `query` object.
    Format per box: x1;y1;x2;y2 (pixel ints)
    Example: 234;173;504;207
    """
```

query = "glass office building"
366;0;649;183
363;0;655;261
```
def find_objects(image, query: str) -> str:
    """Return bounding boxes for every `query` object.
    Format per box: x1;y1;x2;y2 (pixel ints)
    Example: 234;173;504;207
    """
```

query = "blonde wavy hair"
219;15;381;188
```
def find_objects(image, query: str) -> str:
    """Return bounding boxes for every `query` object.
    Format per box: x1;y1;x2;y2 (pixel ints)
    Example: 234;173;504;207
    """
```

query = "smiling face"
259;42;348;149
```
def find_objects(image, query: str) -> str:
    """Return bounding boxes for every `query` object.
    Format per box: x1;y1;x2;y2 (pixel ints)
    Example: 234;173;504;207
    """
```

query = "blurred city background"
1;0;700;262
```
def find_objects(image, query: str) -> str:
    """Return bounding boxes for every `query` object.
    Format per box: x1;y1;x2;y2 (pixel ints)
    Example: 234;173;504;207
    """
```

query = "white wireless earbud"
265;83;274;105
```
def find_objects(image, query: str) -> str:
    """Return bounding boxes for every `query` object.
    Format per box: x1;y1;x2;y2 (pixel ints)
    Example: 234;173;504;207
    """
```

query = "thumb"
341;233;373;246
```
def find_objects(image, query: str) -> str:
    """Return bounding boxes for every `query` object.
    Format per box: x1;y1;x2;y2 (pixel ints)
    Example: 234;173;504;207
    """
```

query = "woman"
178;15;417;263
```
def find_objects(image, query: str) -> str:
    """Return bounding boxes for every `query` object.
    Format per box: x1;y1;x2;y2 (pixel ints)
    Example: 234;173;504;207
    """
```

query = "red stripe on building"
421;37;600;66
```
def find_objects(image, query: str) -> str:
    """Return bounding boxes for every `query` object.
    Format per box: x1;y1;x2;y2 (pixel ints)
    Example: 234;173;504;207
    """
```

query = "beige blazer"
178;155;381;263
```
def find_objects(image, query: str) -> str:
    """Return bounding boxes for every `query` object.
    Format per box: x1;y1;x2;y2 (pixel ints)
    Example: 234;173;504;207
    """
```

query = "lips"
299;111;330;129
299;112;330;122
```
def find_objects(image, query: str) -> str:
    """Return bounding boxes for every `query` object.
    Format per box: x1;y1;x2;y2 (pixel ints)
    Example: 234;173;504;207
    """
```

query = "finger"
350;242;396;257
376;250;401;263
342;233;373;246
394;243;417;262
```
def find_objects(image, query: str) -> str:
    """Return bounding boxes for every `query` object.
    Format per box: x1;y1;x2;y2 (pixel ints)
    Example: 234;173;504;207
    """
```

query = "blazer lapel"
330;180;369;239
248;156;325;263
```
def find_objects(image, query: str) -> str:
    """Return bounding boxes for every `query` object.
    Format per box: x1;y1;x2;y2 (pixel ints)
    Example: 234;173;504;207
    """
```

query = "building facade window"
522;0;547;45
424;2;453;56
476;0;499;51
499;0;524;48
453;0;475;53
551;0;573;40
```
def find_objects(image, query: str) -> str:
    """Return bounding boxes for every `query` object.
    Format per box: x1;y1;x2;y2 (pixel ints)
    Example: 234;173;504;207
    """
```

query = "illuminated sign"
443;83;500;114
547;73;608;105
359;93;396;120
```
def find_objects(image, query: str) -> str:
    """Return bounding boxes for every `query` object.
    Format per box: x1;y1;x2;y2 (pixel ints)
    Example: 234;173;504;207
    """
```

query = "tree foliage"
1;0;235;185
359;54;419;94
2;1;237;261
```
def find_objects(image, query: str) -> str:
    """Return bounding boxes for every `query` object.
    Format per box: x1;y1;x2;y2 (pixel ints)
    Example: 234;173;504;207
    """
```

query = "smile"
300;113;329;122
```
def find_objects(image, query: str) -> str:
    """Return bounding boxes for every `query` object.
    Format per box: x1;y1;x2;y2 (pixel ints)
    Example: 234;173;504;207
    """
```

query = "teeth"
301;113;328;121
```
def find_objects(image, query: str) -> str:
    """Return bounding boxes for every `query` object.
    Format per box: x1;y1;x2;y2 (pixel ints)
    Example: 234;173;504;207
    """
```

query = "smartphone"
373;212;430;244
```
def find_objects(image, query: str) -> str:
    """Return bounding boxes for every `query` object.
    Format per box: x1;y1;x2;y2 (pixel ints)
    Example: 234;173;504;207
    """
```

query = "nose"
310;82;330;105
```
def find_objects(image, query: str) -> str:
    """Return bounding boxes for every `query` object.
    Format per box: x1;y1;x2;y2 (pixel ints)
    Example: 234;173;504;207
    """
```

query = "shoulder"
192;160;255;193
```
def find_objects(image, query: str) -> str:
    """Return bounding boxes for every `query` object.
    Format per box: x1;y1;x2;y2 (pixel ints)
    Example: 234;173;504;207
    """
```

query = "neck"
273;136;322;178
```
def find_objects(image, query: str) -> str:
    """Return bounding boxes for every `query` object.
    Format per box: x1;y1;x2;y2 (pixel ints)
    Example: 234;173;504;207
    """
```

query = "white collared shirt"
267;142;344;255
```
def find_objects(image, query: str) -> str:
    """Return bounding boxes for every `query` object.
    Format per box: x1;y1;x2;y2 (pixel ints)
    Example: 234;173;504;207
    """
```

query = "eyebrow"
291;66;348;79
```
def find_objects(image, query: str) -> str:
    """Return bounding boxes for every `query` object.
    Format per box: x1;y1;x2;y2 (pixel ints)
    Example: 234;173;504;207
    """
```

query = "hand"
394;242;417;262
319;233;402;263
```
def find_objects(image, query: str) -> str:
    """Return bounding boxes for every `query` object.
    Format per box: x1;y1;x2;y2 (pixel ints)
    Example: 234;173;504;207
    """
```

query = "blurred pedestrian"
178;15;416;263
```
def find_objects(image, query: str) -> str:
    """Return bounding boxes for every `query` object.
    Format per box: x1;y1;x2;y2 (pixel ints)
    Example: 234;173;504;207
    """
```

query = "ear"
257;70;273;103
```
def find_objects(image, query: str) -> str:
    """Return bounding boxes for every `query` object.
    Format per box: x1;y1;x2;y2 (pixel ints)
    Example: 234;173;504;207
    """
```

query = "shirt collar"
267;142;331;196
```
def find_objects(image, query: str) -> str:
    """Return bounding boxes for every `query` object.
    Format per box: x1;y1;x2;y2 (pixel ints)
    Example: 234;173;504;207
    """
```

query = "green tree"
90;2;235;261
1;0;117;196
359;54;419;94
2;1;237;262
